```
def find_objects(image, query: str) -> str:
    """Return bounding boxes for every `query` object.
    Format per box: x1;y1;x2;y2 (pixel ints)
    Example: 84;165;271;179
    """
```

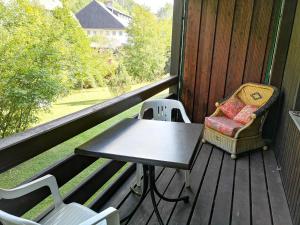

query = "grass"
36;83;149;125
0;83;168;219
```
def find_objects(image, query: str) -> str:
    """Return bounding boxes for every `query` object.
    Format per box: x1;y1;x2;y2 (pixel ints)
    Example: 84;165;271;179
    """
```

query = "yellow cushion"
236;84;274;107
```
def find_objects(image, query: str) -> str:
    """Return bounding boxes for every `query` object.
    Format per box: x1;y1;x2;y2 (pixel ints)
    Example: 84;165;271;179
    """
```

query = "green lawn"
0;84;168;219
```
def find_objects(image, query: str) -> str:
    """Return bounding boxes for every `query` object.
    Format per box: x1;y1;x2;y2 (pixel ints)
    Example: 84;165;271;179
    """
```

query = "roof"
75;0;125;29
106;6;131;20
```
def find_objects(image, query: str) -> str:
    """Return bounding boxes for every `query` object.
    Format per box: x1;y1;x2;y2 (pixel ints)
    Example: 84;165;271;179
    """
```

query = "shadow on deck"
99;144;292;225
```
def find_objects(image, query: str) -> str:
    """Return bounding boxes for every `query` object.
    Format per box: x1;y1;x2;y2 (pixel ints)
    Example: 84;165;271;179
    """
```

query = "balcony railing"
0;75;178;219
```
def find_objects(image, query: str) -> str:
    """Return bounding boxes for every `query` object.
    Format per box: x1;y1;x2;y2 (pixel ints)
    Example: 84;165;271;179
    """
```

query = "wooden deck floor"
99;143;293;225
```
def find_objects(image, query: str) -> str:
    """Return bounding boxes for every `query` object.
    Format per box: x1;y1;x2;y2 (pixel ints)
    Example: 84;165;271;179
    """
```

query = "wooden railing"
0;76;178;218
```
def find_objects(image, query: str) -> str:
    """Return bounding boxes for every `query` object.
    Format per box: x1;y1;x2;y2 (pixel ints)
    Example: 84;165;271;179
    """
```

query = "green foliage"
124;5;172;82
66;0;91;13
68;0;137;14
106;58;131;96
157;3;173;19
0;0;106;137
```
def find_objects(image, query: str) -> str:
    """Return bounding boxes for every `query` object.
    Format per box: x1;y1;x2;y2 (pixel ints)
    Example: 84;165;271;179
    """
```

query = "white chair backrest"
138;99;190;123
0;210;39;225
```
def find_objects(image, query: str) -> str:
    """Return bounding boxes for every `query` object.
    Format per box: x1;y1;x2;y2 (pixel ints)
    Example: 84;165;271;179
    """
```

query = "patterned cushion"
205;116;244;137
233;105;258;124
219;97;245;119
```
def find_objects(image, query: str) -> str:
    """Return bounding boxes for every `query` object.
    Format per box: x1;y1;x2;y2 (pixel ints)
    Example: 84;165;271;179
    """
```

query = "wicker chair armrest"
234;118;255;138
234;114;266;138
254;86;279;117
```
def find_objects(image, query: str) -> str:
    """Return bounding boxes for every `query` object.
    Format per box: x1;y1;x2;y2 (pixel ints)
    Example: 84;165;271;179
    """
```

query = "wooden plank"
64;160;125;204
126;168;176;224
0;154;97;216
181;0;202;119
167;144;212;224
263;150;293;225
243;0;274;83
0;76;178;172
250;151;272;225
192;0;219;122
225;0;254;96
207;0;236;114
189;148;223;225
231;153;251;225
210;153;235;225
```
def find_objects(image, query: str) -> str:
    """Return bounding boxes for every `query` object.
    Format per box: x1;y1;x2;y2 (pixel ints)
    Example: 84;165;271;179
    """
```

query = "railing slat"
24;154;97;185
64;160;125;204
0;154;97;216
0;76;178;172
88;163;136;211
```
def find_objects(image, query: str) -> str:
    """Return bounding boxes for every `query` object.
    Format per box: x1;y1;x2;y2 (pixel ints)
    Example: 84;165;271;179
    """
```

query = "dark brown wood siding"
181;0;278;122
272;1;300;224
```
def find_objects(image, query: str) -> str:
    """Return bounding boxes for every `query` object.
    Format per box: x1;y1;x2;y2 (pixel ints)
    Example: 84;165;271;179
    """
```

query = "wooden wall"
272;1;300;224
181;0;280;122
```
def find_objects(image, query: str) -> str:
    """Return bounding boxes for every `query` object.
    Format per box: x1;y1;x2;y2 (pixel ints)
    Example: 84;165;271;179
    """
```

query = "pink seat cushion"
205;116;244;137
234;105;258;124
219;97;245;119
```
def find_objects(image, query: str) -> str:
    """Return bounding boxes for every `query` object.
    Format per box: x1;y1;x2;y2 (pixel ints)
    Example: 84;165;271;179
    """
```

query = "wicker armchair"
202;83;279;159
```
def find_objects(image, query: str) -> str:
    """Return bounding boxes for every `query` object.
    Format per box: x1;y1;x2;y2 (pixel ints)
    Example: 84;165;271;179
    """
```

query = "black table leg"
149;166;189;203
122;165;189;225
149;166;164;225
121;165;149;223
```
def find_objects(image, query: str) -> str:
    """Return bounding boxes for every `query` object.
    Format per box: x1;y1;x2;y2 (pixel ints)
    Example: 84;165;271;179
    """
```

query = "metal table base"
121;165;189;225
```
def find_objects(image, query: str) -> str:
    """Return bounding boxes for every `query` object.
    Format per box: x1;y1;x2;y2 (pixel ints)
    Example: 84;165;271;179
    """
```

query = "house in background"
75;0;131;49
37;0;62;10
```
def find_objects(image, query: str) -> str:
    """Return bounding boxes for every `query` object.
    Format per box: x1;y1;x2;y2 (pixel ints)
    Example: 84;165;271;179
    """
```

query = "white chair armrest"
0;175;63;208
180;110;191;123
177;103;191;123
78;207;120;225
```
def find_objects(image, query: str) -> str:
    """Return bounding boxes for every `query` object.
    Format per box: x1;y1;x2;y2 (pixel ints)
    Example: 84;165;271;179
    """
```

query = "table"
75;118;202;225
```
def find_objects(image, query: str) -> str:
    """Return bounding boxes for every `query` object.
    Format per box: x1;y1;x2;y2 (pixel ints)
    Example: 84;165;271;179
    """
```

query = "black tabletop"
75;118;202;170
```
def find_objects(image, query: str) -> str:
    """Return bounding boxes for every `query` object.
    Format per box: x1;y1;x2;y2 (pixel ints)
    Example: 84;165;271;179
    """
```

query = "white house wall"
86;29;128;49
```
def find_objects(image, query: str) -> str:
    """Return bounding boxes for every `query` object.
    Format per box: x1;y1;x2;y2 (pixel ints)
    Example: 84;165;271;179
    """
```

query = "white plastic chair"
136;99;191;188
0;175;120;225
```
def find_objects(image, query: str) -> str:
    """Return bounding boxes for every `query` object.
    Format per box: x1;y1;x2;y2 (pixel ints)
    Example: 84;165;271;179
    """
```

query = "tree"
106;63;132;96
0;0;106;137
123;6;172;82
68;0;137;14
157;3;173;19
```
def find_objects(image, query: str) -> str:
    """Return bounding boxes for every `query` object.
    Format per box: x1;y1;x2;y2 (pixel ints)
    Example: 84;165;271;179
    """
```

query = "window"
1;0;175;138
0;2;176;219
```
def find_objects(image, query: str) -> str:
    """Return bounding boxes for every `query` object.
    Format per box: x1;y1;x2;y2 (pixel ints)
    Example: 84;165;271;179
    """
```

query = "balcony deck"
99;144;292;225
0;77;293;225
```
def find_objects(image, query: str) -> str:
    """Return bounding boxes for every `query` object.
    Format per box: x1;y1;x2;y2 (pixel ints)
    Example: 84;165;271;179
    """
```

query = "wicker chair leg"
231;154;237;160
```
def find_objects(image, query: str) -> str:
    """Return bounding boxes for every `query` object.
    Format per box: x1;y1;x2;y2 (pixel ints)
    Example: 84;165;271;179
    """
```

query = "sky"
3;0;174;12
133;0;173;13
